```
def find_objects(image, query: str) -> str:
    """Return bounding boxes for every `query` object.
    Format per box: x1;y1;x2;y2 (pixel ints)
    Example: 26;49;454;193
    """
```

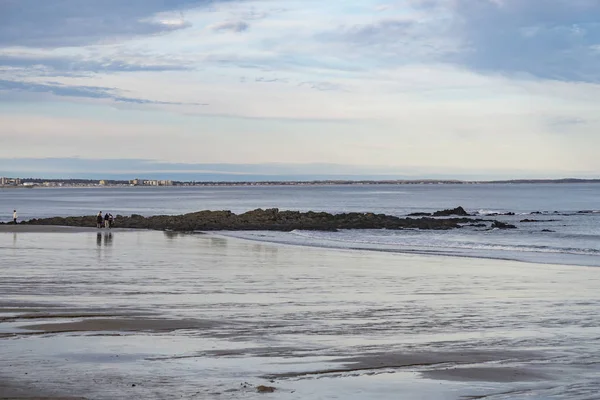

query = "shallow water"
2;184;600;266
1;231;600;399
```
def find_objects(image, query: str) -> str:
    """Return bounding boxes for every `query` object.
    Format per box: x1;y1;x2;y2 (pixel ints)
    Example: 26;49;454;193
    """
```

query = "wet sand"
1;378;86;400
420;366;549;382
22;317;224;333
264;350;548;381
1;231;599;399
0;225;134;233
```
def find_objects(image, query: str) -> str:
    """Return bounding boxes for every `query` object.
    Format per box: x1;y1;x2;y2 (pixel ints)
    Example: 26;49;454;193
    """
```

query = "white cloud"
208;20;250;33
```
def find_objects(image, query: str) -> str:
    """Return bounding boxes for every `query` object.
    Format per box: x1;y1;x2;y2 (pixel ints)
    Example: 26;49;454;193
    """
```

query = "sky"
1;0;599;180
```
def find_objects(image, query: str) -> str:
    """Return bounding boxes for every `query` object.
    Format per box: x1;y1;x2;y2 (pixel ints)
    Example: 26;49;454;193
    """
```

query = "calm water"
1;231;599;399
2;184;600;266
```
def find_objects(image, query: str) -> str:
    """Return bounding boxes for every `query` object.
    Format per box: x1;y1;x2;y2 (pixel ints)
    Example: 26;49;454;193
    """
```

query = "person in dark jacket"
97;212;103;229
104;212;110;229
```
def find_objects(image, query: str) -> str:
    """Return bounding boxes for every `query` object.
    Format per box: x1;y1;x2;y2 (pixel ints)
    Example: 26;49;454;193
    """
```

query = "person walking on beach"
104;212;110;229
97;211;103;229
13;210;17;224
108;213;114;229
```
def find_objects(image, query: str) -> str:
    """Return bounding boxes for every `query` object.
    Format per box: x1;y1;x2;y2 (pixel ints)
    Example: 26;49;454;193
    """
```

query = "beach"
2;228;599;399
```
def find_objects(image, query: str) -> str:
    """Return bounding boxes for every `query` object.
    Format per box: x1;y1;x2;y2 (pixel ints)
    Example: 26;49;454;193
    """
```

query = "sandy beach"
1;229;599;399
0;225;134;233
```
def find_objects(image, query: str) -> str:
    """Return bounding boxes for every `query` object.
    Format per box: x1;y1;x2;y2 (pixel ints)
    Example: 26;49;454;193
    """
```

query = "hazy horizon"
0;157;598;182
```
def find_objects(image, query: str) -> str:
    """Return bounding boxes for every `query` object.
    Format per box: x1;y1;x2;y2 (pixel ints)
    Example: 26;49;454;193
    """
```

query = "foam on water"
220;226;600;267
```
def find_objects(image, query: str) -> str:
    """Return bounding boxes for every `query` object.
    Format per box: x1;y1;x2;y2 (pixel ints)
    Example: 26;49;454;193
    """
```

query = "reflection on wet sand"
209;236;227;248
96;232;113;247
1;231;599;400
163;231;188;240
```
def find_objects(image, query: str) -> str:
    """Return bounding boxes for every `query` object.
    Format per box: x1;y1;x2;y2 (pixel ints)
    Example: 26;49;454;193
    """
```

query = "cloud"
0;0;218;48
339;19;415;44
410;0;600;82
0;53;192;75
298;81;345;91
209;20;250;33
318;16;462;66
0;79;204;105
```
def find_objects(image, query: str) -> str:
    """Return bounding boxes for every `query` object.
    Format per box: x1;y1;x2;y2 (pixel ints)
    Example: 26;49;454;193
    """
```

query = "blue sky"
1;0;599;179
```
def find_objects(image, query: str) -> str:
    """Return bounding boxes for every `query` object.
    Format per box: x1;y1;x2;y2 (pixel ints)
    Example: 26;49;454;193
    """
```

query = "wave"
218;229;600;267
289;230;600;256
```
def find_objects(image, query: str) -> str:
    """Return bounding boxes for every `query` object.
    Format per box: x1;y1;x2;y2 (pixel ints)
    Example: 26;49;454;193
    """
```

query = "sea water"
1;183;600;266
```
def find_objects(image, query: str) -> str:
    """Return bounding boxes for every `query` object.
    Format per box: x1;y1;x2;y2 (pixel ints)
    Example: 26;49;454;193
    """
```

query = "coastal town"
0;176;470;187
2;176;600;188
0;177;175;188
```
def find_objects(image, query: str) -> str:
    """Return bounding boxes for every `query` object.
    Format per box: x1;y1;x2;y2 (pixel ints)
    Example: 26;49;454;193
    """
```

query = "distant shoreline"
2;178;600;189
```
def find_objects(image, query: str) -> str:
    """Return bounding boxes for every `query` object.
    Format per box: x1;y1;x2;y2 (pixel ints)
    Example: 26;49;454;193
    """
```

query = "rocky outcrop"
432;206;469;217
491;221;517;229
21;208;481;232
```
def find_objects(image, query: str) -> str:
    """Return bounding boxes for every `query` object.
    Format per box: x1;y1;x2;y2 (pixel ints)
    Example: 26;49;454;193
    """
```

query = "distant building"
129;179;173;186
99;180;107;186
1;177;20;186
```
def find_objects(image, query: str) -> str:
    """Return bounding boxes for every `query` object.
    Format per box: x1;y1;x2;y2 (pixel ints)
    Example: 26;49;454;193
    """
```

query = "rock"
541;229;555;232
432;206;469;217
22;209;478;232
520;219;539;223
491;221;517;229
257;385;276;393
408;212;431;216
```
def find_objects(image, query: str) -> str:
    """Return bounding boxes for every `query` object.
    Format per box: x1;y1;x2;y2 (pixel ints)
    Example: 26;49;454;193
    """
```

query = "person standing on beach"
108;213;114;229
13;210;17;224
104;212;110;229
97;212;103;229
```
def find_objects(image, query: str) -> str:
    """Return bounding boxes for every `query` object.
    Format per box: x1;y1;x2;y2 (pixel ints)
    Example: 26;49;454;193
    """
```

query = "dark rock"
257;385;276;393
22;208;480;232
408;212;431;216
491;221;517;229
520;219;539;223
468;223;487;228
541;229;555;233
432;206;469;217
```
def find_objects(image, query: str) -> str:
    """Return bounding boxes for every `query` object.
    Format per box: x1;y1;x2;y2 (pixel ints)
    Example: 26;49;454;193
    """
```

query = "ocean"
2;183;600;267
